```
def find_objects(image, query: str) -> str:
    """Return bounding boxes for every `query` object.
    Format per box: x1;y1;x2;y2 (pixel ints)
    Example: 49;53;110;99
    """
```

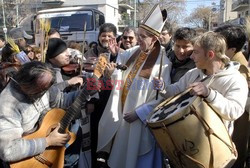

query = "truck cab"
34;6;105;46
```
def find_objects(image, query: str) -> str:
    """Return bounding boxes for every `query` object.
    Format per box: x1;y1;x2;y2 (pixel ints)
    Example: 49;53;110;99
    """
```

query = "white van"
34;6;105;46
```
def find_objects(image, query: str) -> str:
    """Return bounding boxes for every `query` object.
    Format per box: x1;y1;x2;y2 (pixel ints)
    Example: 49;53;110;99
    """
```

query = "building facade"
218;0;250;25
219;0;238;24
118;0;136;33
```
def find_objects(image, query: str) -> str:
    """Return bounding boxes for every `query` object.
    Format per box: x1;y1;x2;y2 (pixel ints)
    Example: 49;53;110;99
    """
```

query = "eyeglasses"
122;36;134;40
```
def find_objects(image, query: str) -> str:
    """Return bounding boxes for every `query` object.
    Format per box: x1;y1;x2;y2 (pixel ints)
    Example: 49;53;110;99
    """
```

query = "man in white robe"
97;4;172;168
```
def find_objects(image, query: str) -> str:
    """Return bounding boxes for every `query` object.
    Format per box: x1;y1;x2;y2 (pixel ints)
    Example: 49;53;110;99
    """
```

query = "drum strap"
190;102;237;168
191;104;215;168
161;101;237;168
158;97;237;168
162;122;206;168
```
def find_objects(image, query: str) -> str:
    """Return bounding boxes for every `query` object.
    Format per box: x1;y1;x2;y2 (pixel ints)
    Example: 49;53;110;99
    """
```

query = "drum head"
149;91;196;123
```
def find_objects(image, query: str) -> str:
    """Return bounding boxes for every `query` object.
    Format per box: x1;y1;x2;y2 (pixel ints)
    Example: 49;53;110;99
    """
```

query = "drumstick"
156;51;164;100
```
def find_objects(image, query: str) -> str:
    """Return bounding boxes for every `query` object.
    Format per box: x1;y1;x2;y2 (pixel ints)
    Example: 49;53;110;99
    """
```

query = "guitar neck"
58;75;100;133
58;54;107;133
58;85;89;133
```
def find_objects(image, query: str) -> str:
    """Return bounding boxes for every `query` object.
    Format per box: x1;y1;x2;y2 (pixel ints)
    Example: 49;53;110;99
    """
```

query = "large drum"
147;89;237;168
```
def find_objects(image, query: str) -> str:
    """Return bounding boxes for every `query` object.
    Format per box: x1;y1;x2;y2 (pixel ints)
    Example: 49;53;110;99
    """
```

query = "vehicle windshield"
45;11;94;31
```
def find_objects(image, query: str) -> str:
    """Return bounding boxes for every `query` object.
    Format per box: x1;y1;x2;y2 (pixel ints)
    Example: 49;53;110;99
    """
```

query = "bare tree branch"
137;0;185;25
184;6;217;29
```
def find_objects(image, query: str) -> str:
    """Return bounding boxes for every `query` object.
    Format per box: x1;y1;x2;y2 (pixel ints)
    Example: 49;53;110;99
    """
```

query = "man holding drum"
153;31;248;167
154;31;248;136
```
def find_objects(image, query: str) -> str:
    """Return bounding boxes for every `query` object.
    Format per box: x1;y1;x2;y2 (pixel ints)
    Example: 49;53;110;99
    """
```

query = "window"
50;12;94;32
95;12;105;30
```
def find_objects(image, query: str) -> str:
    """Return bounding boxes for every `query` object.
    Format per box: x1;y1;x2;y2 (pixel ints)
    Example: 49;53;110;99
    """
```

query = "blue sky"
185;0;220;14
180;0;220;26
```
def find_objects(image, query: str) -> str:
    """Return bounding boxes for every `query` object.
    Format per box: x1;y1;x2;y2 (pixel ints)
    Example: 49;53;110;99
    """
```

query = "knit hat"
139;4;167;37
46;38;67;59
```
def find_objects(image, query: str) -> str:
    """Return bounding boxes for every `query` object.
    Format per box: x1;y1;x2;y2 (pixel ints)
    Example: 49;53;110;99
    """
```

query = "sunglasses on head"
123;36;134;40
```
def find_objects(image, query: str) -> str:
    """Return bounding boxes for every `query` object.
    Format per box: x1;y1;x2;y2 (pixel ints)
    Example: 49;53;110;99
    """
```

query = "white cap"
140;4;167;37
9;27;33;40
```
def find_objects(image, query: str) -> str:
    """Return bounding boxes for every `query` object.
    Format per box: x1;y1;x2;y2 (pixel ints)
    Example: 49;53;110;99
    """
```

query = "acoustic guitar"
10;53;109;168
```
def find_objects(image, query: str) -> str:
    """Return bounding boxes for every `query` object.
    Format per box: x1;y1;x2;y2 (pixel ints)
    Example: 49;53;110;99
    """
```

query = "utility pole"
16;0;19;27
209;3;217;31
1;0;7;40
36;0;38;13
134;0;136;27
224;0;227;22
249;0;250;17
208;11;211;31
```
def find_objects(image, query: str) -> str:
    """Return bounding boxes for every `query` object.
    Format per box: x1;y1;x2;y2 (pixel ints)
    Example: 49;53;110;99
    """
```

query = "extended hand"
108;37;121;56
123;111;138;123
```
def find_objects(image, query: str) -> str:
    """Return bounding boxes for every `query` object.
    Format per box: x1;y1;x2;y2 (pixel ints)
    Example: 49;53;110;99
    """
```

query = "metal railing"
232;0;249;11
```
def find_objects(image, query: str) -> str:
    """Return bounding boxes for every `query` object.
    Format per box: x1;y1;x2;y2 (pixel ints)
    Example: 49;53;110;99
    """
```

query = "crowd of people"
0;3;249;168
